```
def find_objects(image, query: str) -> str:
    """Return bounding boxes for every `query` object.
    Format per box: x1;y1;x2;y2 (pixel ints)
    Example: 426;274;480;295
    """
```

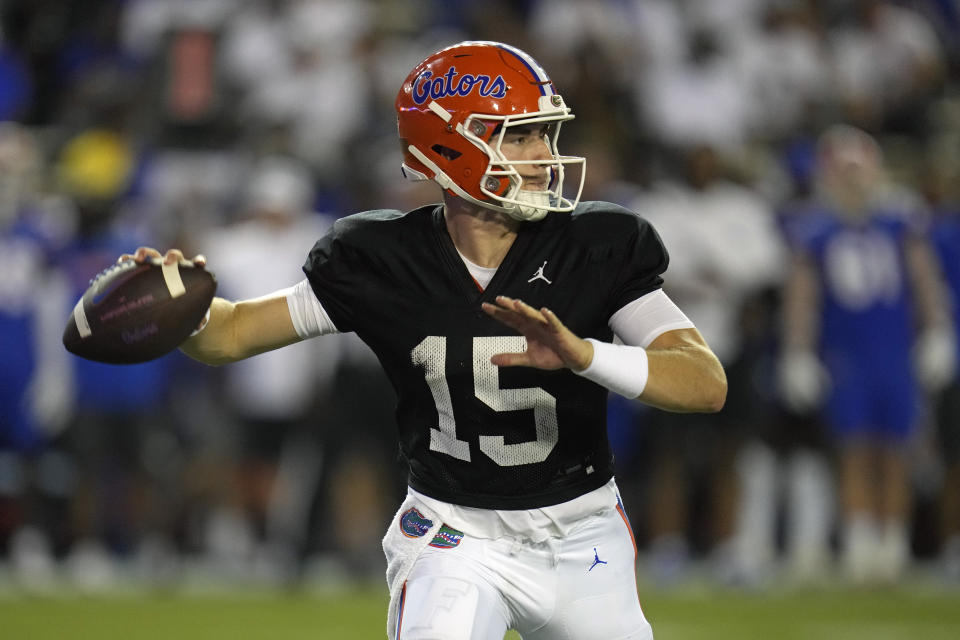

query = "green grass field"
2;583;959;640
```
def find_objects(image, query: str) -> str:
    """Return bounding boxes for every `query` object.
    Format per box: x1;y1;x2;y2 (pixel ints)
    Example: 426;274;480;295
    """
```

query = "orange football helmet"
396;41;585;221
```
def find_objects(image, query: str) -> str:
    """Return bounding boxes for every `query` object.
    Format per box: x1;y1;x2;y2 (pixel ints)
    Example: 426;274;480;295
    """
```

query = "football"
63;258;217;364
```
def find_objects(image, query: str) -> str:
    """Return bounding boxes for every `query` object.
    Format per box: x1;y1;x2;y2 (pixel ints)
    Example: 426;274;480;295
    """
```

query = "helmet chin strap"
407;144;554;222
507;190;551;222
407;143;571;224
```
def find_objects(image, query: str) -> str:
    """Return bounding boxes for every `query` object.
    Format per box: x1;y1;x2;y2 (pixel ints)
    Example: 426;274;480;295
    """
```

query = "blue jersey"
788;206;921;439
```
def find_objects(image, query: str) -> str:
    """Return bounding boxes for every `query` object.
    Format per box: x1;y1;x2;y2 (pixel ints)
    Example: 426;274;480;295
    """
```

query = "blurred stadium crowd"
2;0;960;594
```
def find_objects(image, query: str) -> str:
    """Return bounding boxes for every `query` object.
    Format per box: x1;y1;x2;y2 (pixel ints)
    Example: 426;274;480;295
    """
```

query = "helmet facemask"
462;99;585;221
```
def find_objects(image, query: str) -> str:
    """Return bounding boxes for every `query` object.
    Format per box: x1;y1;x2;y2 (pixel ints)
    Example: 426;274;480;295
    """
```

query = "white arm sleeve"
574;289;696;398
284;278;340;338
609;288;695;347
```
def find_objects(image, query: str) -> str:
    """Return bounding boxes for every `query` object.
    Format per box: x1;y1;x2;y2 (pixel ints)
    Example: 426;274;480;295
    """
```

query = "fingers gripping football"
118;247;206;268
481;296;593;371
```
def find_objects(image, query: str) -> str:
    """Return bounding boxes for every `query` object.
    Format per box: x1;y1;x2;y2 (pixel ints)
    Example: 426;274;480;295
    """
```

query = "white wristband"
575;338;649;398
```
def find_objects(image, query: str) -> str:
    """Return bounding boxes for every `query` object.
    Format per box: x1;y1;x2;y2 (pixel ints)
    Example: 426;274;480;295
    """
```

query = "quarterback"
126;42;726;640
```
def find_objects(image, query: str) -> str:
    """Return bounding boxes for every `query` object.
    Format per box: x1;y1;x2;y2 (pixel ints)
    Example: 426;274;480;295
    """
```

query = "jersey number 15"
412;336;559;467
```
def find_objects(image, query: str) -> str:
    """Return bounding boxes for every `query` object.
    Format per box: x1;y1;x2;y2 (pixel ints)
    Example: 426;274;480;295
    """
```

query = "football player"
124;41;726;640
779;125;955;584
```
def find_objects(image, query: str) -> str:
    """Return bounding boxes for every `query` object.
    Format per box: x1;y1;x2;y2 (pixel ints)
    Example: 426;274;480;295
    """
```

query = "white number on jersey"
824;230;902;310
412;336;559;466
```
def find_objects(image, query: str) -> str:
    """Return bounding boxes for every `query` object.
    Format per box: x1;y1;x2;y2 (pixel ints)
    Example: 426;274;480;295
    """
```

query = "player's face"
500;124;552;190
823;157;880;215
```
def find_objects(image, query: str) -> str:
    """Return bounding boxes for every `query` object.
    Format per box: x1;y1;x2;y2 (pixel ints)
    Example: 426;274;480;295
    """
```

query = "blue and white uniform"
788;207;922;441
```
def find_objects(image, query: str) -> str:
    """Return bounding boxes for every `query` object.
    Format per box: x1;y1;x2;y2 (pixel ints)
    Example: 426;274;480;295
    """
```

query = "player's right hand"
118;247;206;268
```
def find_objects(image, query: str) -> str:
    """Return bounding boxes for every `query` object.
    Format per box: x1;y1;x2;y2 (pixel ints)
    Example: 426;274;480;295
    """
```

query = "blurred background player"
0;121;74;591
778;124;954;584
51;127;191;589
198;155;362;582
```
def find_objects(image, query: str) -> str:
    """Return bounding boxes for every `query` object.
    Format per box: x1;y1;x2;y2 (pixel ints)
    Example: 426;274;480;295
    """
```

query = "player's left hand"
481;296;593;371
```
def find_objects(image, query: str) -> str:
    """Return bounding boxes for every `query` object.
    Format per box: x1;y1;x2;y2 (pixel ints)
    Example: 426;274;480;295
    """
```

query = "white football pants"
391;503;653;640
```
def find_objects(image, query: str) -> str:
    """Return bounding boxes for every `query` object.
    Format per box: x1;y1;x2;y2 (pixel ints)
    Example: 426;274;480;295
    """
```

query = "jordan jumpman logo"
527;260;552;284
589;547;608;571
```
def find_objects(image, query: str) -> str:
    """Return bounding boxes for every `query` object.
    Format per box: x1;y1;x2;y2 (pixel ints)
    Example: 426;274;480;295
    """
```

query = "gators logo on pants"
399;508;434;538
429;524;464;549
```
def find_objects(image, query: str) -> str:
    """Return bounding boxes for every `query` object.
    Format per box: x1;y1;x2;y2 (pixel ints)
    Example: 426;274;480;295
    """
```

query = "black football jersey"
303;201;669;509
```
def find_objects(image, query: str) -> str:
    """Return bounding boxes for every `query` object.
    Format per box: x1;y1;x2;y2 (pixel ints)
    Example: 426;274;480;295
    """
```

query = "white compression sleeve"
609;289;694;348
574;289;695;398
284;278;340;338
